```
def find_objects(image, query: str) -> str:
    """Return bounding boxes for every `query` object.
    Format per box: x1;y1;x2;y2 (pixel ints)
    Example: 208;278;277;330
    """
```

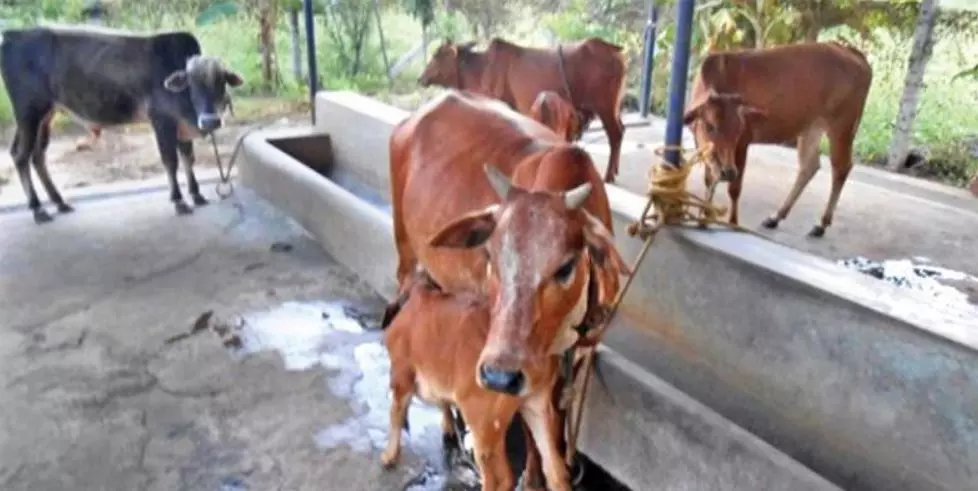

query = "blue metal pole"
663;0;696;167
303;0;319;125
639;2;659;119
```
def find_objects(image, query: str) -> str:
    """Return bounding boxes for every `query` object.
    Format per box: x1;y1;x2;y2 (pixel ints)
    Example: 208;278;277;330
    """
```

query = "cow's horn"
563;182;592;210
484;163;512;200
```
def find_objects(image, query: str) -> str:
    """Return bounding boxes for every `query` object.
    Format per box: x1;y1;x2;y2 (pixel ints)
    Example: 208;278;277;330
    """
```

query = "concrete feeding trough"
237;91;977;491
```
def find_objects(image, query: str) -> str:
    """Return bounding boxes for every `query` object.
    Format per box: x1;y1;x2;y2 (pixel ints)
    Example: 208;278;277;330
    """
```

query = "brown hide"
419;37;628;183
390;90;615;295
683;41;872;237
530;91;582;142
380;280;569;490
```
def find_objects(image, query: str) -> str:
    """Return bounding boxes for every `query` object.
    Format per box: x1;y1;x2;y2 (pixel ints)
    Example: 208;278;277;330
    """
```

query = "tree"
886;0;939;171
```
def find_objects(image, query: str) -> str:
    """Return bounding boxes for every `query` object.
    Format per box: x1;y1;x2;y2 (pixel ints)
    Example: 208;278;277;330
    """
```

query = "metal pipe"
639;1;659;119
663;0;696;167
303;0;319;125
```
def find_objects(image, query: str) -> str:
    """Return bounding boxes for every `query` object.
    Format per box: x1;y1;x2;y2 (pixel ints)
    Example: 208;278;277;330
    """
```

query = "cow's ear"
427;205;499;250
164;70;189;92
683;98;708;126
581;210;630;277
225;70;244;87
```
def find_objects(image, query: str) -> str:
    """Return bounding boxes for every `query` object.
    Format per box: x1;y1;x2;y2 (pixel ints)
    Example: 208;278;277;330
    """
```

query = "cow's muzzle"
478;364;525;396
197;113;223;132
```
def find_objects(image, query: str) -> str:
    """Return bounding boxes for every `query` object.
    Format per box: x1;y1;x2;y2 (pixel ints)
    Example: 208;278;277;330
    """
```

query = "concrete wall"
245;90;978;491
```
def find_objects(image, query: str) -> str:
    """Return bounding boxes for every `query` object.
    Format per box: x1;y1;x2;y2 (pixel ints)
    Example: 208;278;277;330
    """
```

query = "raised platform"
239;90;978;491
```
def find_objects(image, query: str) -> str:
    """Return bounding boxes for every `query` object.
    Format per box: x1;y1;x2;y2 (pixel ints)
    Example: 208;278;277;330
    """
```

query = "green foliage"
402;0;434;28
195;0;240;26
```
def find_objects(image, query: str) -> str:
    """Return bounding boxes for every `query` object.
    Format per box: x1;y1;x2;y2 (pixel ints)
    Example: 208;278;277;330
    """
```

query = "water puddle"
839;256;978;310
224;300;477;490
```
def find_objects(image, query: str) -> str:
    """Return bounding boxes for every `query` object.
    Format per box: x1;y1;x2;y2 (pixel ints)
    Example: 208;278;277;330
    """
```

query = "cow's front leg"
522;391;571;491
151;116;192;215
177;140;208;206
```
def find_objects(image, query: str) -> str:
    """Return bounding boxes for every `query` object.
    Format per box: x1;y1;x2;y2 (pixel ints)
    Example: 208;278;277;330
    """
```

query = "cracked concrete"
0;185;428;491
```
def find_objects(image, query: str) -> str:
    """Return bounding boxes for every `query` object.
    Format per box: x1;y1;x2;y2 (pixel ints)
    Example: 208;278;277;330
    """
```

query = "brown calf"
530;91;583;142
418;37;628;183
969;173;978;197
381;275;570;491
682;41;873;237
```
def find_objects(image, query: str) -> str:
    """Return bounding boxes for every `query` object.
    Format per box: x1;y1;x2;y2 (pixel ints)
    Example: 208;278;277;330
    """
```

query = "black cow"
0;25;244;224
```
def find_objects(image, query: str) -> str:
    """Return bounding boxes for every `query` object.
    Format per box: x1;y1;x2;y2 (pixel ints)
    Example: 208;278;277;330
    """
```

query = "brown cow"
969;172;978;197
388;89;629;486
682;41;873;238
530;91;582;142
418;37;628;183
380;273;570;491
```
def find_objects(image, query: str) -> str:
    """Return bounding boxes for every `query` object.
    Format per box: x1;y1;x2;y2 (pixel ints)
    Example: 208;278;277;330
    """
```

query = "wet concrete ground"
0;183;628;490
0;185;438;490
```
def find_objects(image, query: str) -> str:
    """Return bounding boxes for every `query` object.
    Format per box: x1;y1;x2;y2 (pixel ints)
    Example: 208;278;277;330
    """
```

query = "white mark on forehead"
496;203;568;324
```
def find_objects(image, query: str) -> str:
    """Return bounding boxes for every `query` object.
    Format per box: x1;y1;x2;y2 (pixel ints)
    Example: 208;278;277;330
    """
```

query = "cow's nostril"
197;114;222;132
478;364;525;395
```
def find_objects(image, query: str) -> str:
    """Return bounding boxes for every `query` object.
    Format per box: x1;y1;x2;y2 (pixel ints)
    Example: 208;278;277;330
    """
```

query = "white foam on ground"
839;256;978;311
232;301;445;462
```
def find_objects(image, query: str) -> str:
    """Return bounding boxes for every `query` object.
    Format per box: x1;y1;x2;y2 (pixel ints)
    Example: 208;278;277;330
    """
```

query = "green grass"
820;28;978;185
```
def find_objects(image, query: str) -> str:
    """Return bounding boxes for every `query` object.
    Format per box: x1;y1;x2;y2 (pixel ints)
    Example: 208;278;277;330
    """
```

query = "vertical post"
303;0;319;125
639;1;659;119
663;0;696;167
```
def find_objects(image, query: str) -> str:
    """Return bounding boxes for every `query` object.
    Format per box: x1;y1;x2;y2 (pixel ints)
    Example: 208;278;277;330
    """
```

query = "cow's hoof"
761;217;779;229
379;449;399;469
56;202;75;214
33;209;53;224
192;194;209;206
174;202;194;215
807;225;826;238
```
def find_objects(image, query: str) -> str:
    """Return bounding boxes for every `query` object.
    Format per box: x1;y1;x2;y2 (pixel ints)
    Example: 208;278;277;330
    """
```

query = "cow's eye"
553;257;577;284
705;123;717;134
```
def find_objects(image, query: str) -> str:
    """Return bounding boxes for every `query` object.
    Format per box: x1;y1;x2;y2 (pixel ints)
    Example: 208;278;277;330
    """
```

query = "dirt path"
0;110;309;200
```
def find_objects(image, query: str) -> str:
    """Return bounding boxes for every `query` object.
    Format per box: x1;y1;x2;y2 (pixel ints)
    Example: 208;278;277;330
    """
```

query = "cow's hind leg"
597;110;624;183
150;116;192;215
812;123;857;238
10;105;52;223
177;140;208;206
32;111;73;214
762;125;825;231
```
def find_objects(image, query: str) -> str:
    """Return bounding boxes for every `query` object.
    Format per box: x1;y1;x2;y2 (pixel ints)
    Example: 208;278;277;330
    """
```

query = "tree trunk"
373;0;393;87
289;7;302;81
258;0;280;90
886;0;939;171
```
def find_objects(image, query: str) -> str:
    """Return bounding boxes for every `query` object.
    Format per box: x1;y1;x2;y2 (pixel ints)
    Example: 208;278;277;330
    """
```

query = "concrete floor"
581;116;978;277
0;185;437;491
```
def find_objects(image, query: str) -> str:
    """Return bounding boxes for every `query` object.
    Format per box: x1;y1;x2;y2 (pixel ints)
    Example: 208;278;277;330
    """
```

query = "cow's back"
0;26;200;124
485;38;626;115
694;42;872;142
390;90;607;293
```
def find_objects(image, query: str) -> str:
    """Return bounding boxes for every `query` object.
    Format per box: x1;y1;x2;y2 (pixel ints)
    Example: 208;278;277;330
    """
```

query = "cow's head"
427;164;629;397
418;38;477;88
682;53;765;181
530;91;583;142
682;90;765;182
163;55;244;134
